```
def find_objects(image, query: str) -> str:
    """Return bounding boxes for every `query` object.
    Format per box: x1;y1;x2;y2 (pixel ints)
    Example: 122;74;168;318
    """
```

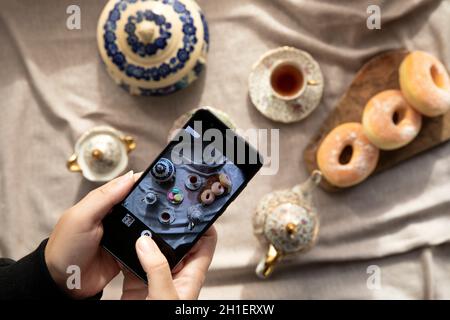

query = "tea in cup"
270;61;305;101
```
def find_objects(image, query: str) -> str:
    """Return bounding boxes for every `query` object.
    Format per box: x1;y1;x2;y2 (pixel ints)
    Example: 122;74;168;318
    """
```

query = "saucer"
248;46;324;123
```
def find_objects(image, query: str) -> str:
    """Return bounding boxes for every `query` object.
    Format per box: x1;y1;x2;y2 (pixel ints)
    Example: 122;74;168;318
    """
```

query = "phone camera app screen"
122;124;245;250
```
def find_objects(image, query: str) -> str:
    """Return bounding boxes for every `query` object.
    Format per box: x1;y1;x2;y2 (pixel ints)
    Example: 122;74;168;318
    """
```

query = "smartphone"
101;108;263;282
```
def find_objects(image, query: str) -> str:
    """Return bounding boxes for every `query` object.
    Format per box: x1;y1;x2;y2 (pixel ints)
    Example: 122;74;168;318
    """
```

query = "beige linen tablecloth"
1;0;450;299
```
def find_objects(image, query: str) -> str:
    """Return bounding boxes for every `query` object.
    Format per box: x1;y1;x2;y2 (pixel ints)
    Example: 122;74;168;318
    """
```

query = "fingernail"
137;236;157;254
126;170;134;179
134;171;144;179
117;170;134;184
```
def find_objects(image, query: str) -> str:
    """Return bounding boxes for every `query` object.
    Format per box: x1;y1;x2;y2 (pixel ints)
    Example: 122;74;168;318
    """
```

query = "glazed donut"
362;90;422;150
317;123;379;188
399;51;450;117
211;182;225;196
200;189;215;205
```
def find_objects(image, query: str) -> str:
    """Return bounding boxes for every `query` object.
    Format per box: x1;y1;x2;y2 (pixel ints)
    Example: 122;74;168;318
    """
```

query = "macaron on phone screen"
101;109;262;282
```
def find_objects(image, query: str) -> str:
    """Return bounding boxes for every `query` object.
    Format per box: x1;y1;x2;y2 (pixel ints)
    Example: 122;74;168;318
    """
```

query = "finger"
184;226;217;274
174;227;217;299
133;172;143;182
192;226;217;253
135;236;178;300
121;267;146;292
73;170;136;223
120;261;143;285
171;259;185;275
121;269;148;300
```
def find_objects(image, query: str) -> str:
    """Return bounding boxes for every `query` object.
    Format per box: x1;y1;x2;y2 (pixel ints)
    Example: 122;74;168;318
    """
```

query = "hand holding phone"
102;109;263;282
45;171;137;299
45;169;217;300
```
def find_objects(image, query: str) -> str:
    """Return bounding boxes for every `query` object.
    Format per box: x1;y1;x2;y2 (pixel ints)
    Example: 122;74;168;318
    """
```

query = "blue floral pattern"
125;10;172;57
200;12;209;49
103;0;199;81
138;60;205;96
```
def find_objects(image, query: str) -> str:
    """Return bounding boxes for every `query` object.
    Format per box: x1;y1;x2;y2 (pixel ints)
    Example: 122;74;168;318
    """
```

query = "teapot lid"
97;0;209;95
264;203;318;254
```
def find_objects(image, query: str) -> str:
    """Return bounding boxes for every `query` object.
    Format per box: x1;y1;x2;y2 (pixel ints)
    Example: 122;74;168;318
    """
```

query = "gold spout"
292;170;322;198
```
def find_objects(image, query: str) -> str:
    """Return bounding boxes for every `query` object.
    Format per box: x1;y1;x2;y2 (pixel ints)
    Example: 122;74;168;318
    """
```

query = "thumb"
135;236;178;300
73;170;136;224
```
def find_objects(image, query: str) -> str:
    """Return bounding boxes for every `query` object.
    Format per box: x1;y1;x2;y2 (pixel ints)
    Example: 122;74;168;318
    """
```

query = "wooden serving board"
304;49;450;191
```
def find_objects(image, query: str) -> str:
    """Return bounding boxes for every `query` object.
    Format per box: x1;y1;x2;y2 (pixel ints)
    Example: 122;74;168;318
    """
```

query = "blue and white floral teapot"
97;0;209;96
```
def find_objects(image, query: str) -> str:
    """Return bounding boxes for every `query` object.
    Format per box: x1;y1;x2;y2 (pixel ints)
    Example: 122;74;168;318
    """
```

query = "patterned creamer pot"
97;0;209;96
253;170;322;278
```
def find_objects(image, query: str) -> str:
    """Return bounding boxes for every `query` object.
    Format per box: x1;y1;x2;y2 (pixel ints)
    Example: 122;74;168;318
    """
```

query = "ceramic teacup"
269;60;306;101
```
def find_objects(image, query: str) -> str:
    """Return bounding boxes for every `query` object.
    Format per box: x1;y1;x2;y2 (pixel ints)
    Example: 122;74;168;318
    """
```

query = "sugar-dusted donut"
362;90;422;150
211;182;225;196
399;51;450;117
317;123;379;188
219;173;232;193
200;189;215;205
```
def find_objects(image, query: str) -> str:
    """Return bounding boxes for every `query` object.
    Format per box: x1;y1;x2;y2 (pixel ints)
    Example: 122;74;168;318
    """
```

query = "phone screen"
101;109;263;282
122;127;246;250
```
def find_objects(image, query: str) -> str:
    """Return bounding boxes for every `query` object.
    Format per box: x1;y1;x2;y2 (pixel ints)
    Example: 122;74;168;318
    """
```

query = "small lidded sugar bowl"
253;170;322;278
67;126;136;182
97;0;209;96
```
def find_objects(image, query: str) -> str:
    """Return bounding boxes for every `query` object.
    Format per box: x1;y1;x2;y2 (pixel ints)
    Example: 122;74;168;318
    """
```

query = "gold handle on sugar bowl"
67;154;81;172
121;135;137;153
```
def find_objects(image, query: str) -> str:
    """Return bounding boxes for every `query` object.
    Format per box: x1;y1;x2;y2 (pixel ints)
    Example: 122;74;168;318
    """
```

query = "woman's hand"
45;171;139;299
121;226;217;300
